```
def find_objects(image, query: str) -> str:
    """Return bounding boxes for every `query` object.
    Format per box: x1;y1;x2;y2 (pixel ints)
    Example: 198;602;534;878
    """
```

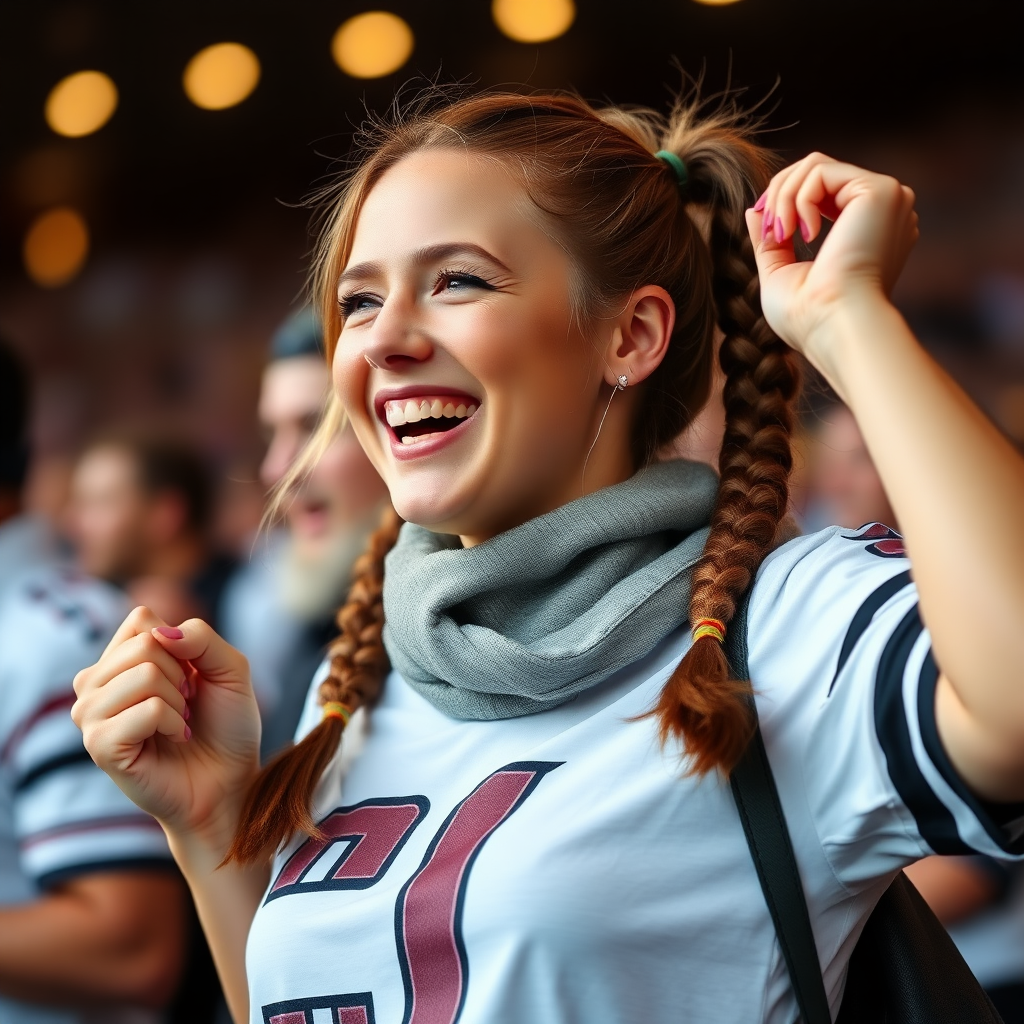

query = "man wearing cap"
220;307;388;757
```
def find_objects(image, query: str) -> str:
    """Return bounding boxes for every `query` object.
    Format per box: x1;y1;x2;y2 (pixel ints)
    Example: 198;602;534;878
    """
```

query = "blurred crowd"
0;309;1022;1022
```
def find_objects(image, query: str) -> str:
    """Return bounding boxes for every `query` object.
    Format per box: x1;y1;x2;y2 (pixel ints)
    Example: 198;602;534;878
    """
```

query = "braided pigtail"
648;112;801;776
226;506;403;863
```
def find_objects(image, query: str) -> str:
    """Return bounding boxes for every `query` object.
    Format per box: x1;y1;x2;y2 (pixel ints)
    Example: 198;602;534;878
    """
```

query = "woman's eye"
339;293;380;318
435;271;494;295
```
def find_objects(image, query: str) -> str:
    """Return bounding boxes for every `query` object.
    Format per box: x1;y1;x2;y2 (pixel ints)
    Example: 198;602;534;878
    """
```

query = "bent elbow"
120;933;187;1009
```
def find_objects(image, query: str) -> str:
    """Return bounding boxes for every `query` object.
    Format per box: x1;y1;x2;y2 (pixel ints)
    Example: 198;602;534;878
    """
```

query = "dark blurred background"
2;0;1023;546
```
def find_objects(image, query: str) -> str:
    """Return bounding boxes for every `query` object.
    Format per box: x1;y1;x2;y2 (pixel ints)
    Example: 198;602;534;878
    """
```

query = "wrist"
165;816;238;874
163;784;254;874
800;292;909;403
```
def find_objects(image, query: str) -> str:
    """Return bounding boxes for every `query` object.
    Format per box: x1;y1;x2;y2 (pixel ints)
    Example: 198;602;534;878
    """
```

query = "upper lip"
372;384;481;428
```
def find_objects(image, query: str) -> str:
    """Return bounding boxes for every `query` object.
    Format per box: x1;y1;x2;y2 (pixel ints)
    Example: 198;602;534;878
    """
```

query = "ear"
603;285;675;387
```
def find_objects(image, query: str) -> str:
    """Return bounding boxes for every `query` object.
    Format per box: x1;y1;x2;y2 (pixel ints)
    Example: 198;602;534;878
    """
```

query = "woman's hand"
72;606;261;854
746;153;920;387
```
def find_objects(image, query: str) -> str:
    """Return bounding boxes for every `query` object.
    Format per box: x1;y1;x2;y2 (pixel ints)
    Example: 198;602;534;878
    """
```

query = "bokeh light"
492;0;575;43
44;71;118;138
691;0;744;5
23;207;90;288
331;11;414;78
183;42;261;110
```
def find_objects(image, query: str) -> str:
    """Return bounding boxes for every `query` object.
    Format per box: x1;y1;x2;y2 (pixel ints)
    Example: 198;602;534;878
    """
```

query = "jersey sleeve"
0;569;172;890
747;524;1023;889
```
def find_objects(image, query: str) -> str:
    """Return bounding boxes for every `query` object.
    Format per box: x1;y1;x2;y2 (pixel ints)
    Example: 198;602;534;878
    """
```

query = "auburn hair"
226;87;800;864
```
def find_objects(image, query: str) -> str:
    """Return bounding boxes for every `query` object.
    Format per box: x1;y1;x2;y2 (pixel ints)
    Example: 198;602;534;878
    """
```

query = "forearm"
169;831;269;1024
0;872;186;1007
813;298;1024;730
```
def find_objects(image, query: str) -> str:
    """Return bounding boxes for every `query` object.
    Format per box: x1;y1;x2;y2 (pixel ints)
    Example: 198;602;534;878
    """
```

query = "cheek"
332;347;380;449
461;297;585;401
332;340;369;417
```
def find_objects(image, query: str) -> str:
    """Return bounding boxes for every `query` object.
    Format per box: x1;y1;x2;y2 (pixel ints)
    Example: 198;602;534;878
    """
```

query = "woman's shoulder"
750;521;912;626
744;521;917;710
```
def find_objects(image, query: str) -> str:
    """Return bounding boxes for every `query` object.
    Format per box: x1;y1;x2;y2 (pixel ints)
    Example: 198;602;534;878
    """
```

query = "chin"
389;480;478;536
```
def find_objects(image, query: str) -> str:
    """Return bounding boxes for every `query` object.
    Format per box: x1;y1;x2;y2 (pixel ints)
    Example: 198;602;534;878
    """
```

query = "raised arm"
750;154;1024;802
71;607;266;1023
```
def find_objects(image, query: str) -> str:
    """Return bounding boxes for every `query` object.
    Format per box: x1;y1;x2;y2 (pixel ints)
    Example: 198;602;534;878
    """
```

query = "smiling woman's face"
332;148;634;544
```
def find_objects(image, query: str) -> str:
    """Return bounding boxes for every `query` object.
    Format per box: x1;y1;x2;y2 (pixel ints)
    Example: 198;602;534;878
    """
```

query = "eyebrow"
336;242;513;291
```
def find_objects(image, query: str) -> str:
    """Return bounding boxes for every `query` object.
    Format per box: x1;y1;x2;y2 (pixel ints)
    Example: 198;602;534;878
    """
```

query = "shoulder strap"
725;599;833;1024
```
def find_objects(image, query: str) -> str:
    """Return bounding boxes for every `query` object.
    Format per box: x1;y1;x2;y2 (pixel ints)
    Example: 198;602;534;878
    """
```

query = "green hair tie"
654;150;689;192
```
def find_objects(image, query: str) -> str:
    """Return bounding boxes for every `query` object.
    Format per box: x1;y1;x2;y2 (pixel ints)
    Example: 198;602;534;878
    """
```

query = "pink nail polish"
155;626;184;640
774;217;785;243
799;218;811;242
183;703;190;721
753;192;766;212
764;209;773;228
184;725;191;741
761;214;771;241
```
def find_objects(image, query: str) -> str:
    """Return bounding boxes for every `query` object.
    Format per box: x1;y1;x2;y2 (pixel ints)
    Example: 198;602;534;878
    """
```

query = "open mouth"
382;395;479;447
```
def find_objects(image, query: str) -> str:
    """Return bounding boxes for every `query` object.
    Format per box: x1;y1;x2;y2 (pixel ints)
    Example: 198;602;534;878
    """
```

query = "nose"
360;295;434;370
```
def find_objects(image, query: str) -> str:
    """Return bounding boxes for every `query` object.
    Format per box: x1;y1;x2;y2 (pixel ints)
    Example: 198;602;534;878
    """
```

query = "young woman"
71;91;1024;1024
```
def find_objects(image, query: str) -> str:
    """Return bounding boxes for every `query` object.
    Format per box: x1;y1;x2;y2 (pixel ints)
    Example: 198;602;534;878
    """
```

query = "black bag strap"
730;726;834;1024
725;598;833;1024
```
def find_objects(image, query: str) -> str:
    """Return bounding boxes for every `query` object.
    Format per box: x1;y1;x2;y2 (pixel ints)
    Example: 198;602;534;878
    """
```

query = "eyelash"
338;268;495;318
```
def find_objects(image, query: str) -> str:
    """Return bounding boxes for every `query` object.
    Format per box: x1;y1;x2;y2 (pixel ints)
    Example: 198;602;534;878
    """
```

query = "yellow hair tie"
692;618;726;644
322;701;354;725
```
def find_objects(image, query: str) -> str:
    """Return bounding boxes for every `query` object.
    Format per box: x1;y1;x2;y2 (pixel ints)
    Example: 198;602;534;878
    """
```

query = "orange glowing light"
183;42;261;110
331;11;414;78
23;207;90;288
45;70;118;138
492;0;575;42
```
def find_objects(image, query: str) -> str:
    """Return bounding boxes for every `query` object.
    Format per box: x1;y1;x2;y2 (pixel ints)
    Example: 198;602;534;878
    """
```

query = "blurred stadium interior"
1;0;1023;538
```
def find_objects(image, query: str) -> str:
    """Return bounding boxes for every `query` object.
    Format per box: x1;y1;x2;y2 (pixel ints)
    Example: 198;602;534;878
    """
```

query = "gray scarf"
381;459;718;720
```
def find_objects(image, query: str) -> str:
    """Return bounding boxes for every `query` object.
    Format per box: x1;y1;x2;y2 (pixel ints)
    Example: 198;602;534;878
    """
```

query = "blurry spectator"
221;306;388;757
0;342;187;1023
905;856;1024;1022
802;400;898;532
68;434;235;630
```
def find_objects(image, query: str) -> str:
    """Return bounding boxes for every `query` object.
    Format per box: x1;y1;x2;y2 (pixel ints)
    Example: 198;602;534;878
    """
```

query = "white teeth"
383;397;480;430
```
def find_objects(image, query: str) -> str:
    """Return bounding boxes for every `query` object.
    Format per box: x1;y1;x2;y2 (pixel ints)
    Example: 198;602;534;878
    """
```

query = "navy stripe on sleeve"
916;651;1024;854
873;603;973;855
13;748;93;794
828;570;912;695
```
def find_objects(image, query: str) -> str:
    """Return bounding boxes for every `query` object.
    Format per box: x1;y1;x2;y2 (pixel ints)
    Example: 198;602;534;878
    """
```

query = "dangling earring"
581;375;628;494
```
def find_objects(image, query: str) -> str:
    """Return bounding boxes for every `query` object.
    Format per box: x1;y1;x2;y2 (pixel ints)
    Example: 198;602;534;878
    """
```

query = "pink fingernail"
184;725;191;741
761;213;771;240
764;209;773;228
774;217;785;243
155;626;184;640
753;192;766;212
799;218;811;242
183;704;190;721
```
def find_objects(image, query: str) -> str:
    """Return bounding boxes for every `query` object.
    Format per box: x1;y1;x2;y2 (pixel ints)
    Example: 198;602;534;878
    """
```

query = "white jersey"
0;517;172;1024
246;524;1022;1024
